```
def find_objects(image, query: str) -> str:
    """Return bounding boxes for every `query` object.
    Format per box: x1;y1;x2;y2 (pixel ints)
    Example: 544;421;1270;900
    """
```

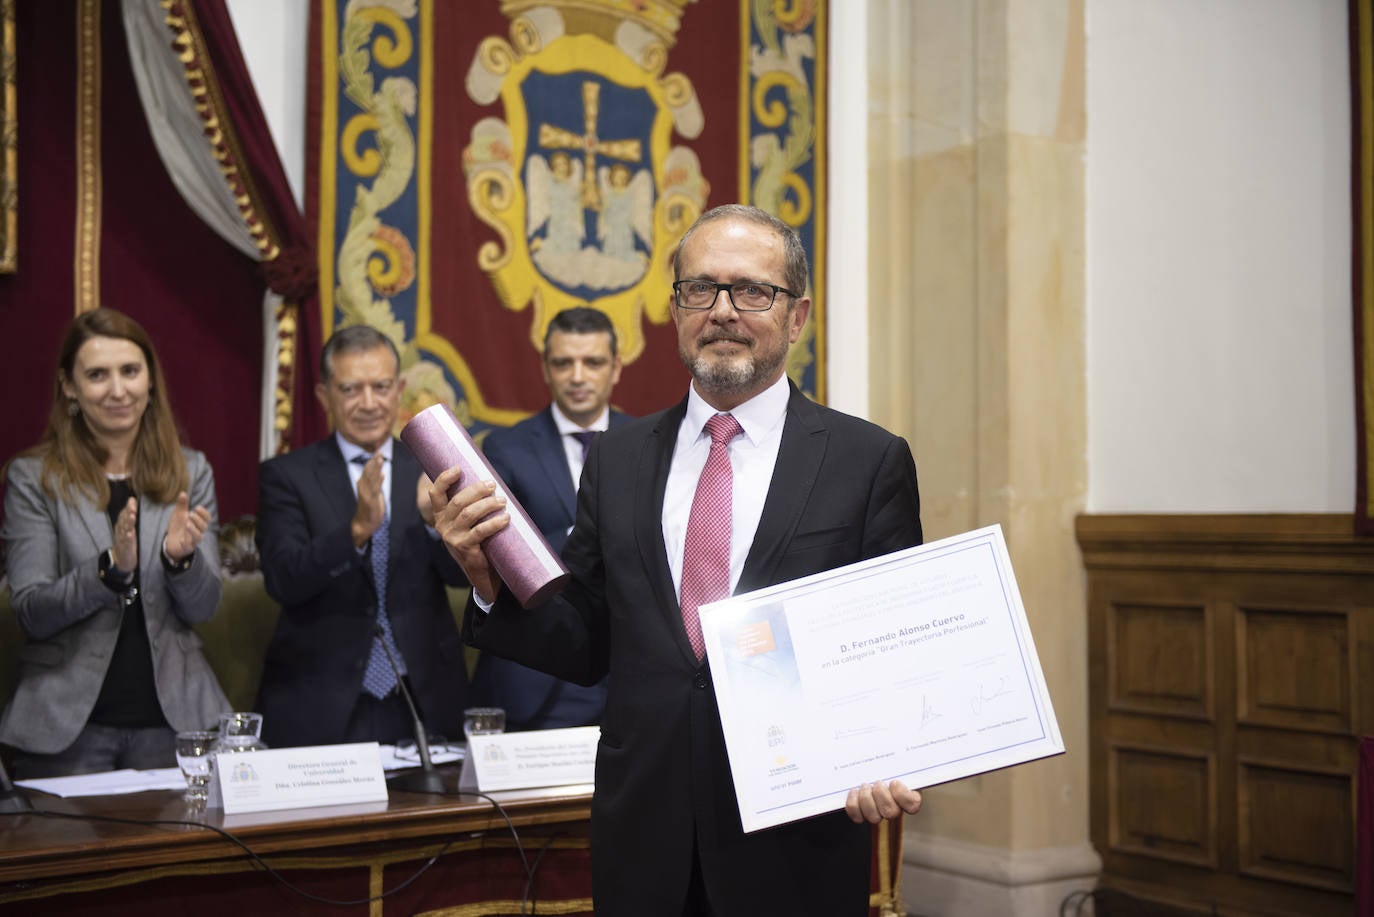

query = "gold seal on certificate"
698;524;1063;833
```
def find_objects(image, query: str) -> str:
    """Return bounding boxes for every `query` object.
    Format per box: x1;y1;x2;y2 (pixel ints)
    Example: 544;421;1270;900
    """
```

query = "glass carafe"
212;711;268;755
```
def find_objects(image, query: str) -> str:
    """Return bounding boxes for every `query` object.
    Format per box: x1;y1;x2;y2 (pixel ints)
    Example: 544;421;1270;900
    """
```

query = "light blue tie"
354;455;402;698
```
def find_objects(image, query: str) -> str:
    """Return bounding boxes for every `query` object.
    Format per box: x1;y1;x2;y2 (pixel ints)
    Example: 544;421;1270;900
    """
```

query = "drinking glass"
463;707;506;737
175;730;217;804
213;711;267;754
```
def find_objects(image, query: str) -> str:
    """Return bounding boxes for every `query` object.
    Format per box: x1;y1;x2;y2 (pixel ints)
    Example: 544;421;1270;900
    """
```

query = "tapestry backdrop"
306;0;827;444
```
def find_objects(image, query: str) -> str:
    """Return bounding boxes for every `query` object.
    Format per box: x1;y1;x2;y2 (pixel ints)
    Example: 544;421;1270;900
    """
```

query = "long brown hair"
16;308;188;505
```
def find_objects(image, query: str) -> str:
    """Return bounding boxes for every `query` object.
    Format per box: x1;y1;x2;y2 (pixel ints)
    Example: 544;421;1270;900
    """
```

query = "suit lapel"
390;440;420;578
533;409;577;522
314;437;359;533
738;385;826;594
635;398;694;661
73;497;110;562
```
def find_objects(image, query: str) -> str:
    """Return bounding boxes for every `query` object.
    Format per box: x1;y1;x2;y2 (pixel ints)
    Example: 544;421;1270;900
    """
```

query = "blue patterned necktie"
352;454;402;698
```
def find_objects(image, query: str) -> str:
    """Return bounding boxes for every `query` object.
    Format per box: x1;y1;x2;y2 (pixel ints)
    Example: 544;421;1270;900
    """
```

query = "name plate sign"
459;727;598;792
211;742;388;814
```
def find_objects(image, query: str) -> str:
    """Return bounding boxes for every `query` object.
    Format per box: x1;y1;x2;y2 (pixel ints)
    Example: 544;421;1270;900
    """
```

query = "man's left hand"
845;780;922;825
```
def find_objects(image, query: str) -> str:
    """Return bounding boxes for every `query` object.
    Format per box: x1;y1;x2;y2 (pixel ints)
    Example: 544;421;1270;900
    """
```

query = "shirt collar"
335;432;394;464
683;373;790;447
550;403;610;436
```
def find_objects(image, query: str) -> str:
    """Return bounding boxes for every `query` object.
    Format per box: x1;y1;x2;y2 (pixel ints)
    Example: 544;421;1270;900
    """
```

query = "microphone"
374;626;447;794
0;755;32;813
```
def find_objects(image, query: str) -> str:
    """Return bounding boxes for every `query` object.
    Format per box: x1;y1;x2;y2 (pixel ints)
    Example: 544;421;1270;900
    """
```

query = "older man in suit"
430;205;922;916
254;325;468;749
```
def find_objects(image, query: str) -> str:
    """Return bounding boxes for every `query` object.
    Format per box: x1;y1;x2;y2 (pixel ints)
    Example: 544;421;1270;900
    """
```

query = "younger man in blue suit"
474;306;630;730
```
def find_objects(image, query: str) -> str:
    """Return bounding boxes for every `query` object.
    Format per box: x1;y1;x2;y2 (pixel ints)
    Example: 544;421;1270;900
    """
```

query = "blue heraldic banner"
307;0;828;443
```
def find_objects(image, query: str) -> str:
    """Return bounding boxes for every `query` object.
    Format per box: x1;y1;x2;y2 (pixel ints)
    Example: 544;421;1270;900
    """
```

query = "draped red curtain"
177;0;326;451
0;0;263;517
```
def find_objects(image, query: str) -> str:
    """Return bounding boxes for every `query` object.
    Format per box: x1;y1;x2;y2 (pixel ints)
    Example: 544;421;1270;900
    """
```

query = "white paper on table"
15;768;186;798
699;524;1064;833
10;745;463;800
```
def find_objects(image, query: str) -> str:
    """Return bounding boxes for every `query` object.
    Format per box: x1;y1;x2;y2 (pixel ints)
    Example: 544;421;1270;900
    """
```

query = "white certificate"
698;524;1063;833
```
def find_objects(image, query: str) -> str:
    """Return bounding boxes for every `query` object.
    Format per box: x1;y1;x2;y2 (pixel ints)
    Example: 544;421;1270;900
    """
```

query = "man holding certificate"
430;205;924;916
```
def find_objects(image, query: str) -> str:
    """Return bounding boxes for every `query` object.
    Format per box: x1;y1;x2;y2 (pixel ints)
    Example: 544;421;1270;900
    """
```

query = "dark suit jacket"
255;437;468;748
465;384;923;916
472;407;630;730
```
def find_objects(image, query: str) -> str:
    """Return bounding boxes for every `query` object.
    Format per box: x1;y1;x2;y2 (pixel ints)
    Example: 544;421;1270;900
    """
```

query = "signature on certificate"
919;694;942;730
971;677;1015;715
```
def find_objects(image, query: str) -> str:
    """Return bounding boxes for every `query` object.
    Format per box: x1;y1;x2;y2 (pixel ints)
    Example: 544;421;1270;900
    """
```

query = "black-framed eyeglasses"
672;280;799;312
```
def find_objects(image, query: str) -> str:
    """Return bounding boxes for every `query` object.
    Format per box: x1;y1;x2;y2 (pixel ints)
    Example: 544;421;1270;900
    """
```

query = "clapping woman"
0;308;229;778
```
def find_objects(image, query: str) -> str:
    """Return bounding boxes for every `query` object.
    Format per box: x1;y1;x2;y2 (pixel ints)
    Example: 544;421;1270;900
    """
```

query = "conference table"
0;769;594;916
0;767;905;915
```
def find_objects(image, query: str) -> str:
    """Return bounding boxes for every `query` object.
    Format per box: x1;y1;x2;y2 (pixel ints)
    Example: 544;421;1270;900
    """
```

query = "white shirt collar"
683;373;790;447
550;402;610;436
335;432;394;464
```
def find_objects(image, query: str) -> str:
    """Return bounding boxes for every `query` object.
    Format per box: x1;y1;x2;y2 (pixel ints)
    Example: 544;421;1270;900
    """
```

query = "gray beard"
682;340;788;400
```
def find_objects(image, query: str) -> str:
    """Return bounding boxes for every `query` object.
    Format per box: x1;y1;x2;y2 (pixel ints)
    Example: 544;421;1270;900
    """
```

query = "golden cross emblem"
538;81;643;211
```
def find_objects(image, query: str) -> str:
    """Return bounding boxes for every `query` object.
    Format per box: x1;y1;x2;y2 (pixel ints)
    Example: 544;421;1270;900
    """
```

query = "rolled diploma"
401;404;569;608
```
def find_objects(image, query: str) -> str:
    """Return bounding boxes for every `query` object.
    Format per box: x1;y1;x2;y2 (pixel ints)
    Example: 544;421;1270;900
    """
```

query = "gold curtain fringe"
160;3;277;259
158;0;296;448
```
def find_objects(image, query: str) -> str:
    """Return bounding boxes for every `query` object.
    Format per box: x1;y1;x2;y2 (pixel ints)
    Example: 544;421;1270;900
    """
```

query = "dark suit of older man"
435;205;923;916
254;436;469;748
464;385;921;915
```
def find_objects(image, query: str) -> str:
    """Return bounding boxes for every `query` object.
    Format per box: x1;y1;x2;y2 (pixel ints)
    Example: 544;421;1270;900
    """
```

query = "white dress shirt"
474;376;790;614
662;374;790;596
550;403;610;489
337;432;394;521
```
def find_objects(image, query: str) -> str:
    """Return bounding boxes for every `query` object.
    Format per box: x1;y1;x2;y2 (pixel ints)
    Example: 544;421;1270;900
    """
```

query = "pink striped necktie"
679;413;743;661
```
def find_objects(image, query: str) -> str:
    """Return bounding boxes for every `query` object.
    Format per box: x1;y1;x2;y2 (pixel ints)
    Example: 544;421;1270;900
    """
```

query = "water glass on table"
175;730;217;804
463;707;506;738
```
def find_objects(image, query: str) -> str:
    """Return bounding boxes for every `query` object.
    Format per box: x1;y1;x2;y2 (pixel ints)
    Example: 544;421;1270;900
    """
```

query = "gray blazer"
0;448;229;753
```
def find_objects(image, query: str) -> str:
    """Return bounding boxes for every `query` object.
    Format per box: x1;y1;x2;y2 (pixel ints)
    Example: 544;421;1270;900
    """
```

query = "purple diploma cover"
401;404;570;607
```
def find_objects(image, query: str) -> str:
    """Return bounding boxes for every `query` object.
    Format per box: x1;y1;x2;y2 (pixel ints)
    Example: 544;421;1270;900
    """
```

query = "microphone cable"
0;787;547;913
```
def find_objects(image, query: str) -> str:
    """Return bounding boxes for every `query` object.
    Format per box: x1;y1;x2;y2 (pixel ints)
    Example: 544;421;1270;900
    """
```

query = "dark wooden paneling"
1237;607;1352;734
1109;602;1211;720
1080;513;1374;917
1109;743;1216;867
1238;759;1355;892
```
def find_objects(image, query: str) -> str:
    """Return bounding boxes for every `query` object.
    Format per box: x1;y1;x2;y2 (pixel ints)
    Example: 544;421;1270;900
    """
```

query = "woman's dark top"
89;477;166;728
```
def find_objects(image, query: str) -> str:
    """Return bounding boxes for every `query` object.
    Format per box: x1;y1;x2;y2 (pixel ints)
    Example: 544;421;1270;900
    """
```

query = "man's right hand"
351;453;388;547
428;467;508;603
